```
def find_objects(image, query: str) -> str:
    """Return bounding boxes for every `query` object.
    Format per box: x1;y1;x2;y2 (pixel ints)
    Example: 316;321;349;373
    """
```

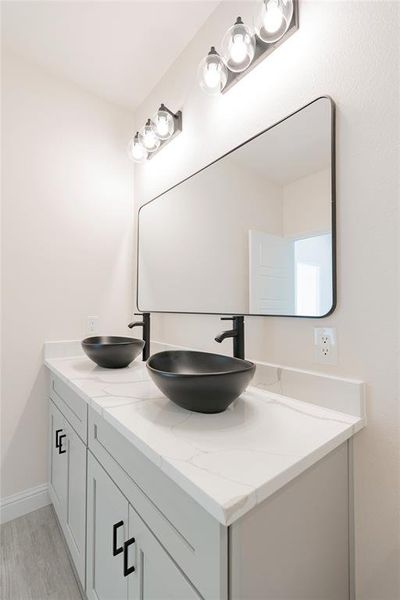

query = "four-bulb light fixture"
128;103;182;163
198;0;298;95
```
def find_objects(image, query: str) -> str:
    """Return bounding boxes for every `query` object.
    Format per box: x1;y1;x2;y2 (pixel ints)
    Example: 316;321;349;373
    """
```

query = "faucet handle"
221;316;243;321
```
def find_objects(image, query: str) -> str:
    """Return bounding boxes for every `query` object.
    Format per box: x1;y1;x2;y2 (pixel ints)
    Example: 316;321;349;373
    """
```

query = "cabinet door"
87;453;129;600
63;421;87;588
130;507;201;600
48;400;68;522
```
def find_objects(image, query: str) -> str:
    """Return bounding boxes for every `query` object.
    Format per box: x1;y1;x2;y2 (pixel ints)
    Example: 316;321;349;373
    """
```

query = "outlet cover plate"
314;327;337;365
87;316;99;335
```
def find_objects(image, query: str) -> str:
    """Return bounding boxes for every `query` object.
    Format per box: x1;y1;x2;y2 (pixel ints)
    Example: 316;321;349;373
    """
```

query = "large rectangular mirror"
137;96;335;317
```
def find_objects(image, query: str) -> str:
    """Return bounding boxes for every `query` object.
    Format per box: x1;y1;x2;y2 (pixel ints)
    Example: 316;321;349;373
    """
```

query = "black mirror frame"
136;96;336;319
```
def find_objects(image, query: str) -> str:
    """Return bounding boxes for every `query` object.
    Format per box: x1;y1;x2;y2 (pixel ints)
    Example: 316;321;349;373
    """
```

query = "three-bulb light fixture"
128;103;182;163
198;0;297;95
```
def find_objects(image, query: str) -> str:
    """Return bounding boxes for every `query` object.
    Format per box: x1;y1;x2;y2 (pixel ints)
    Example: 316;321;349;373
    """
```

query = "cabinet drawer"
88;407;227;600
49;374;88;443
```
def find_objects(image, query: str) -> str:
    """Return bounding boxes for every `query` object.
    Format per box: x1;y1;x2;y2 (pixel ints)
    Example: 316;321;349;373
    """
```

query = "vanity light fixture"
198;0;298;94
127;104;182;163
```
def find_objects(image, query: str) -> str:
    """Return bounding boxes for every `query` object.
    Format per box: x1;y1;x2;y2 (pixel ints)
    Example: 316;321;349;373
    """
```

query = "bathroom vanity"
45;345;364;600
45;95;359;599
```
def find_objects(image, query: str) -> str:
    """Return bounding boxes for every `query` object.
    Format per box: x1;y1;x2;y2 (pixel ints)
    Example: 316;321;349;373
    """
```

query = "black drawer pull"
55;429;63;449
112;521;124;556
123;537;135;576
58;434;66;454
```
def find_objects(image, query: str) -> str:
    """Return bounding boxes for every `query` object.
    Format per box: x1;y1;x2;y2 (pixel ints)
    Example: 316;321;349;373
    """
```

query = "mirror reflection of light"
296;263;320;316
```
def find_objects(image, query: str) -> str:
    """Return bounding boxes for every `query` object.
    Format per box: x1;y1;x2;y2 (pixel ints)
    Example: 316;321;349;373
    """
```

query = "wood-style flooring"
0;505;82;600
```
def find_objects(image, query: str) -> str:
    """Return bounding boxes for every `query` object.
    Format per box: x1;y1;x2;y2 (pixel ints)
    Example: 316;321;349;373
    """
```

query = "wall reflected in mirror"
138;97;335;317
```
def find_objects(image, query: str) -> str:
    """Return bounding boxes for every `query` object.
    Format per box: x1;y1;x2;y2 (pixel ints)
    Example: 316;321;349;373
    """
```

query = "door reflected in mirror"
138;97;335;317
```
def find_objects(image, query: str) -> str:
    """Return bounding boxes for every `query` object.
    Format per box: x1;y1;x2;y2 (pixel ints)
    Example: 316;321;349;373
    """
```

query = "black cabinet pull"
112;521;124;556
55;429;63;449
123;537;136;576
58;434;66;454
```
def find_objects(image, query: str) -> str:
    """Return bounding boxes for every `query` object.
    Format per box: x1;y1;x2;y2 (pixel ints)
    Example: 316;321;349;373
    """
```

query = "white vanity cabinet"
87;407;227;600
47;365;357;600
48;399;68;517
86;454;129;600
48;373;226;600
86;454;202;600
48;378;87;590
131;509;201;600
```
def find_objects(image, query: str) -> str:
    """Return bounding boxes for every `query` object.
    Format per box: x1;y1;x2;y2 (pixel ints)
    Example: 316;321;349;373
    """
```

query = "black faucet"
215;316;245;360
128;313;150;361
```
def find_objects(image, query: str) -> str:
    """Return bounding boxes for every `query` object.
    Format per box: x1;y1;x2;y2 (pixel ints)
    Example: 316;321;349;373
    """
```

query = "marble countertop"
45;354;364;525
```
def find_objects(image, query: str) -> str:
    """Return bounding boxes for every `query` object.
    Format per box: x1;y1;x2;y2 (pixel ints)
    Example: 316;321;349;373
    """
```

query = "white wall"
283;168;331;237
1;52;135;499
138;160;281;313
133;2;399;598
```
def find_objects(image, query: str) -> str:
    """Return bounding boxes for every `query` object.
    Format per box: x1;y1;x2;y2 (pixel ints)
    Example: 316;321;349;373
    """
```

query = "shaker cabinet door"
48;400;68;522
63;420;87;588
87;453;130;600
48;400;87;589
130;507;201;600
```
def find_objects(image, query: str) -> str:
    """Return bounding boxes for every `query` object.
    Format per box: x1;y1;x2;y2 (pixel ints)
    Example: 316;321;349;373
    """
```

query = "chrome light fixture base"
222;0;299;94
147;108;183;160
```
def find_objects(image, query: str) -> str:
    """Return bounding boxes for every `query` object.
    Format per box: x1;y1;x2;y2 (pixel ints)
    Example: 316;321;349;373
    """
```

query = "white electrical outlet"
87;316;99;334
314;327;337;365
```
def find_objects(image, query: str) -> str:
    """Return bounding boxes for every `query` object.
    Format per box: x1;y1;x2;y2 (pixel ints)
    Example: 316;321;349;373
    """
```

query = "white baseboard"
0;483;50;525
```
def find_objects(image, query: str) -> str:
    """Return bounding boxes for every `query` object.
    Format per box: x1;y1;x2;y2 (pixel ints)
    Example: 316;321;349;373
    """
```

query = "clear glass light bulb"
197;47;228;95
142;119;160;152
221;17;255;73
255;0;293;44
156;115;169;137
204;63;220;88
127;133;148;163
230;34;248;64
151;105;175;141
263;0;284;33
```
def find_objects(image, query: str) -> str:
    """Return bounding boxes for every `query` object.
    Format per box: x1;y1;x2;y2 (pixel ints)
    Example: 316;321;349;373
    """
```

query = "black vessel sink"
82;336;145;369
147;350;255;413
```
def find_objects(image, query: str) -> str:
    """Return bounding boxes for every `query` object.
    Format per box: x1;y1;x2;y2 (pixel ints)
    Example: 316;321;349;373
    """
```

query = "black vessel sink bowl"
82;336;145;369
147;350;256;413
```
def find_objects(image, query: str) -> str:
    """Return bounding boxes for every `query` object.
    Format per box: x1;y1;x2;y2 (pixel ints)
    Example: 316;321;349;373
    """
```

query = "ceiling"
1;0;220;112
